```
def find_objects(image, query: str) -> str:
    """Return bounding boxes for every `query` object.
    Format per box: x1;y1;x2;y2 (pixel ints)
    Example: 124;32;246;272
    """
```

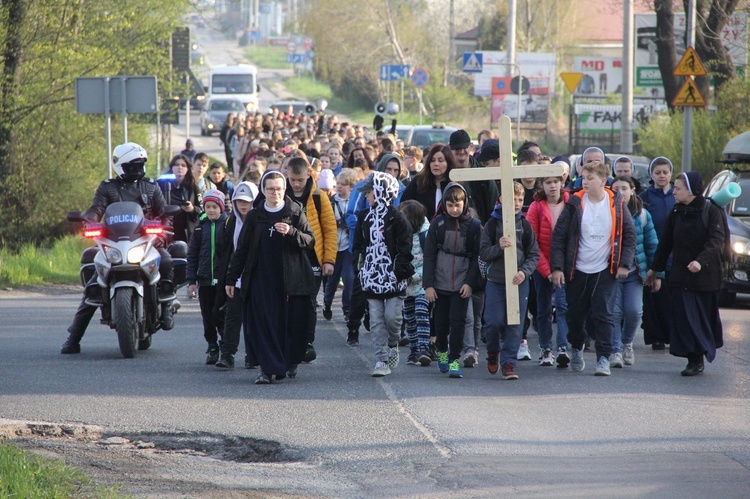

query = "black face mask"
121;162;145;182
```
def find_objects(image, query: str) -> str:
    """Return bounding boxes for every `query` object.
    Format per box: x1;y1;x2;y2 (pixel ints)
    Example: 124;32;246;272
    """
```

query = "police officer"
61;142;175;354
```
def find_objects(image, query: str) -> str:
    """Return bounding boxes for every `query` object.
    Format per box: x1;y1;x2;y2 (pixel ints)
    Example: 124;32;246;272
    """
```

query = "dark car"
200;97;245;136
704;130;750;306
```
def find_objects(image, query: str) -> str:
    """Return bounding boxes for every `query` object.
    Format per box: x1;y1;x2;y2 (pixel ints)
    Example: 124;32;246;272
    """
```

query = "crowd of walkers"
62;106;726;383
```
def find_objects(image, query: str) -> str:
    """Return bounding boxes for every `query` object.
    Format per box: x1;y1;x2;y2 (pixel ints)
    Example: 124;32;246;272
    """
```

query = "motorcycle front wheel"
114;287;138;358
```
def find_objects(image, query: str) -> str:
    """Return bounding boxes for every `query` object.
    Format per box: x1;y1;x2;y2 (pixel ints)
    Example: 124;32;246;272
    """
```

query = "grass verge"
0;235;89;287
0;443;121;497
244;45;290;70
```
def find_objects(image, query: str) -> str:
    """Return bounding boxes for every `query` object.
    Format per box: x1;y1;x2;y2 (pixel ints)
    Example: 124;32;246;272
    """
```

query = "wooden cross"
449;116;563;324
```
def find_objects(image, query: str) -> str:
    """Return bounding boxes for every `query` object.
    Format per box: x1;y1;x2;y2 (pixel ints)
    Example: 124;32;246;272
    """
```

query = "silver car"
200;97;245;136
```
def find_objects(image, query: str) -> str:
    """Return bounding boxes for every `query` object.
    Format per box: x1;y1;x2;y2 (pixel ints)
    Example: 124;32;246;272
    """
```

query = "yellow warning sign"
673;46;708;76
672;77;706;107
560;72;584;94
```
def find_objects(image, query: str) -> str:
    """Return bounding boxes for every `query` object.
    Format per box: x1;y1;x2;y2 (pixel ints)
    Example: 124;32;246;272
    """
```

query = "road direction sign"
510;76;530;94
674;46;708;76
672;77;706;107
286;53;306;64
560;72;584;93
462;52;483;73
380;64;410;81
411;68;429;88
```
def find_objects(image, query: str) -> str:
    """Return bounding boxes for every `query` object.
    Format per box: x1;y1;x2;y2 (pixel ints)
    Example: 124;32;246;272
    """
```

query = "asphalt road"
1;287;749;496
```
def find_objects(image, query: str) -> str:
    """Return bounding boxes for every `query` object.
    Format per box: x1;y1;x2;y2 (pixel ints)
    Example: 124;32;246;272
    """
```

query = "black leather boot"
160;302;174;330
61;334;82;354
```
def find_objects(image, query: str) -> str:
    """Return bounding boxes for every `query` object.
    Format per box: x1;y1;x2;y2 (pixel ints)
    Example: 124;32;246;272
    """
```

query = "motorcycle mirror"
67;210;84;222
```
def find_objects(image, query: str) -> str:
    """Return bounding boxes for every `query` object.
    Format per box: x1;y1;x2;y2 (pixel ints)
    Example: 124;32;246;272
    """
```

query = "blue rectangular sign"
286;53;306;64
380;64;410;81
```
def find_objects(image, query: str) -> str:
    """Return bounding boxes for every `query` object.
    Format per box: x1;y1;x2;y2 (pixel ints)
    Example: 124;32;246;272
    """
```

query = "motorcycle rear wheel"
114;288;138;358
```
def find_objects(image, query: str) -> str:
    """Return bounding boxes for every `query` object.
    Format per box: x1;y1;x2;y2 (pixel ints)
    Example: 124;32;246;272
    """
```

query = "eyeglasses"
265;187;284;193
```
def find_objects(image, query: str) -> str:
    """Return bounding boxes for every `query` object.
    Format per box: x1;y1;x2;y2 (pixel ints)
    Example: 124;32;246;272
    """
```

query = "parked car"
270;100;313;116
200;96;245;136
704;131;750;306
403;123;458;148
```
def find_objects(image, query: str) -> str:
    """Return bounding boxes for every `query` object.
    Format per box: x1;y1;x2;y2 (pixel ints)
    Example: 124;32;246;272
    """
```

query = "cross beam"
449;116;563;324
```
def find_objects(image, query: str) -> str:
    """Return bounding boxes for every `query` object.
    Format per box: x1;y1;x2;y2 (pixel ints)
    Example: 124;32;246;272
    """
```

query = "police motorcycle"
67;202;187;358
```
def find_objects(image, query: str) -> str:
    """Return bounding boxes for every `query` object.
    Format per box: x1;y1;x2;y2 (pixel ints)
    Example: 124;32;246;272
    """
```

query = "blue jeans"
323;250;354;313
612;270;643;353
534;270;568;350
565;269;617;359
483;279;530;366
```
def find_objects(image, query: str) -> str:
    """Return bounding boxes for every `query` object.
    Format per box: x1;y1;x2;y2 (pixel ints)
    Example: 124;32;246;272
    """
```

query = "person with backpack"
646;172;725;376
422;183;483;379
610;177;662;368
286;156;338;363
480;182;540;379
398;200;432;366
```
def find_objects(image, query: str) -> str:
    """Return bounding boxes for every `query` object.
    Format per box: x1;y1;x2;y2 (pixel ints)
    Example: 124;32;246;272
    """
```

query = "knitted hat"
318;169;335;190
477;139;500;163
202;189;225;211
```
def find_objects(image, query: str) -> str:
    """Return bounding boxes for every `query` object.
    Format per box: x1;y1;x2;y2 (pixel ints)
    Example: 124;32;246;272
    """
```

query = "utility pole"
446;0;454;86
621;0;634;153
507;0;517;76
682;0;696;172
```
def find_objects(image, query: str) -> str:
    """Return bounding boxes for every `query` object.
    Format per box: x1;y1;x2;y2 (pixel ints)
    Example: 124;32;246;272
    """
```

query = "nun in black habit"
646;171;724;376
225;171;316;384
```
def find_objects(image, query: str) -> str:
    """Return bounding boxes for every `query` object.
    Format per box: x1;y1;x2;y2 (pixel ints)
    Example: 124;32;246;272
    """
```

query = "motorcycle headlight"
730;235;750;256
103;245;122;264
127;243;148;264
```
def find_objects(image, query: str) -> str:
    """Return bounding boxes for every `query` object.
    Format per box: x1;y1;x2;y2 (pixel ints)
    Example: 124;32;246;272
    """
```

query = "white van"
206;64;259;112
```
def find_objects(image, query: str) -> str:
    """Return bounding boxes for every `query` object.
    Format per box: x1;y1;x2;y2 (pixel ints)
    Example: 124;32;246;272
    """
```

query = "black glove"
389;119;397;135
373;115;384;131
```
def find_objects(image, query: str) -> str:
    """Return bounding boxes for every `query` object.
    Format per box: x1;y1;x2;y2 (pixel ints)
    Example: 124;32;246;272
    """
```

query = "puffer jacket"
406;218;430;297
479;204;540;284
187;211;229;286
422;182;482;293
632;206;660;282
289;176;337;267
550;188;636;281
526;192;570;278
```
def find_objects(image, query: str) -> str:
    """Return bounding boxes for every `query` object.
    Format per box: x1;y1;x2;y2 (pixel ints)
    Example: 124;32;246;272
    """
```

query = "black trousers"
198;284;221;345
433;291;470;362
346;275;368;333
565;269;617;359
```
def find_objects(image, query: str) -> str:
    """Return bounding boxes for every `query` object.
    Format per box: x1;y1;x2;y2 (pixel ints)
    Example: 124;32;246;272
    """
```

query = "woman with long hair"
401;143;455;220
159;154;201;243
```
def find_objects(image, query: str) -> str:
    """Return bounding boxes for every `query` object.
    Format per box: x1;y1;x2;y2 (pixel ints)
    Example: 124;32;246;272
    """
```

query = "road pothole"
1;422;300;464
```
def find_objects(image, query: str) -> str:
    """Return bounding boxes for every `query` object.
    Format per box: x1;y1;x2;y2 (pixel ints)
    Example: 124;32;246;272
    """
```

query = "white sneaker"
463;350;477;368
622;343;635;365
539;348;555;366
372;361;391;377
570;348;585;371
387;347;399;369
517;339;532;361
595;356;611;376
609;352;624;368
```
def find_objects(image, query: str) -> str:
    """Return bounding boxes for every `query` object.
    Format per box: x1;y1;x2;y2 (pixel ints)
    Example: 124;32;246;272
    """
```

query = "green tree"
0;0;189;249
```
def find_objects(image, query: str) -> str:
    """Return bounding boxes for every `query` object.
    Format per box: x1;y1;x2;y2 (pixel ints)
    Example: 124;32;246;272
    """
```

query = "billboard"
473;51;557;97
574;100;668;134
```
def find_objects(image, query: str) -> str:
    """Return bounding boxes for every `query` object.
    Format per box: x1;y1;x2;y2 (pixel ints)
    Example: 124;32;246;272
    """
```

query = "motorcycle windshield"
102;202;145;241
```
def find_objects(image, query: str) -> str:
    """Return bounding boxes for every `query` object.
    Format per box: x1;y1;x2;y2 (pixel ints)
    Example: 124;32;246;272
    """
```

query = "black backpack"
701;198;732;264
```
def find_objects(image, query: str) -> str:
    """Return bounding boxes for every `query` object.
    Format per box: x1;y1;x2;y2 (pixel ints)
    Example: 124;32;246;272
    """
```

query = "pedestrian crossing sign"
673;46;708;77
462;52;483;73
672;77;706;107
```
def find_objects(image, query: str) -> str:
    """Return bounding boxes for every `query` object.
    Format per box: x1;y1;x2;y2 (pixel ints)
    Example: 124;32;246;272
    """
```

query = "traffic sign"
462;52;483;73
379;64;410;81
287;41;297;53
674;46;707;77
560;72;584;94
411;68;429;88
303;37;313;50
286;53;305;64
672;77;706;107
510;76;530;94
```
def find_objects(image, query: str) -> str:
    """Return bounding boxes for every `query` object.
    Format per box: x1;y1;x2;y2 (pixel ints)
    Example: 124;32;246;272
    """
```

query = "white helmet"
112;142;148;182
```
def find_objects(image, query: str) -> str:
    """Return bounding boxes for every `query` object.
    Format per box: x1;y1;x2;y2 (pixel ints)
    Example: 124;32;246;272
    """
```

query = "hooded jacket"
352;172;414;298
406;217;431;297
187;210;229;287
220;182;259;289
422;182;482;292
288;175;338;268
376;153;406;205
479;202;540;284
550;188;636;281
